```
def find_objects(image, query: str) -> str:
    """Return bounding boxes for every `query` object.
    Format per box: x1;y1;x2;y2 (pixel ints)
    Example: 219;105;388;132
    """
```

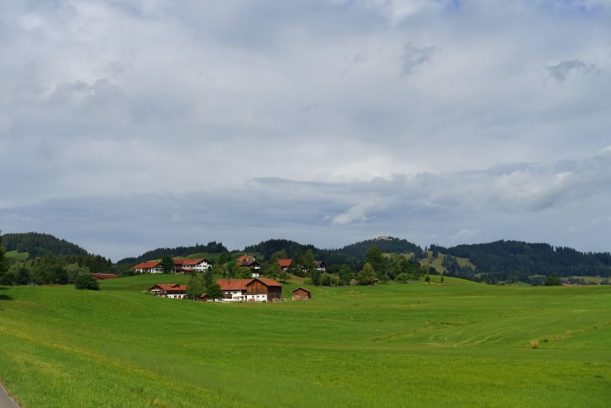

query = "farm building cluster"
132;256;326;275
140;255;314;303
148;279;311;302
132;258;212;274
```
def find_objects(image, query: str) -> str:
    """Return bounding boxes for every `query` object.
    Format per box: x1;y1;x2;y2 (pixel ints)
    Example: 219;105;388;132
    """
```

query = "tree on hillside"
161;256;174;274
365;247;385;276
271;250;288;262
277;270;290;282
338;264;354;285
187;273;204;299
224;260;238;278
309;268;322;286
262;262;280;279
0;235;8;283
235;267;251;278
356;262;378;285
203;268;215;290
64;263;90;282
301;249;316;271
320;272;339;287
217;252;231;266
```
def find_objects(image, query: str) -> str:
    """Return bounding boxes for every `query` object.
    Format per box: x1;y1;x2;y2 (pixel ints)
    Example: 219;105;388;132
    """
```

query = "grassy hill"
419;251;475;274
337;236;423;260
0;277;609;407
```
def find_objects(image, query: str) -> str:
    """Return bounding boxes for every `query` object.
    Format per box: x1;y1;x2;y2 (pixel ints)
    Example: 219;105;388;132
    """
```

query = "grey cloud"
2;150;610;259
547;59;595;82
401;42;438;75
1;1;611;257
48;79;121;107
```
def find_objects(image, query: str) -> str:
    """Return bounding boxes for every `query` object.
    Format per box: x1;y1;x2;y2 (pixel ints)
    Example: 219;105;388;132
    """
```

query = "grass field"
4;251;29;262
419;251;475;273
0;276;609;407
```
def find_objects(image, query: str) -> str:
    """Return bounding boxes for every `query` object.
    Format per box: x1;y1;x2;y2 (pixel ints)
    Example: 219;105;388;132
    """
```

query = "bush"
544;274;562;286
396;273;410;283
320;272;339;287
74;274;99;290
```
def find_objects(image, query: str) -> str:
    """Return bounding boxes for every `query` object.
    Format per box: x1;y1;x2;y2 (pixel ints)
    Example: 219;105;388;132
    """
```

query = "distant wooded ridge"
2;232;610;283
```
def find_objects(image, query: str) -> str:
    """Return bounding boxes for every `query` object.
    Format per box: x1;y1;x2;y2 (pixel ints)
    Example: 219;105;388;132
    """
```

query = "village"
133;255;317;303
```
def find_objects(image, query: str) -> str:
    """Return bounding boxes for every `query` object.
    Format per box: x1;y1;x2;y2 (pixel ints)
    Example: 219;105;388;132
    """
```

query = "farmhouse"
277;258;326;273
237;255;261;275
291;287;311;301
217;278;282;302
173;258;211;273
133;261;163;274
277;258;293;271
149;283;188;299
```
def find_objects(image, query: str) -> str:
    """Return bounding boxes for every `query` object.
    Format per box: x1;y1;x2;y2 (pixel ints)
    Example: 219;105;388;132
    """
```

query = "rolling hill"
0;232;89;258
117;241;228;265
0;275;609;407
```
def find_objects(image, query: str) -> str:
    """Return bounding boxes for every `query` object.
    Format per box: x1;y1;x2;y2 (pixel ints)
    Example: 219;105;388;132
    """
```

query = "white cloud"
1;1;611;257
331;199;388;225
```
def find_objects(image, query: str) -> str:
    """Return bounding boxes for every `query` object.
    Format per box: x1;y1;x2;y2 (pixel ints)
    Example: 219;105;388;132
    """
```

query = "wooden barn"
291;287;311;301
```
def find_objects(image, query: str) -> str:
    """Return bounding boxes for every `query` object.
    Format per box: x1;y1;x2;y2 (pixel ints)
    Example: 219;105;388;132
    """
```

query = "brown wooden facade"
245;279;282;301
291;287;311;301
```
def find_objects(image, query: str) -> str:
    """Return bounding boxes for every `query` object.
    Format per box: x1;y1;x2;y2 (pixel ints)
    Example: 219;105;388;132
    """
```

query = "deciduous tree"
356;262;377;285
187;273;204;299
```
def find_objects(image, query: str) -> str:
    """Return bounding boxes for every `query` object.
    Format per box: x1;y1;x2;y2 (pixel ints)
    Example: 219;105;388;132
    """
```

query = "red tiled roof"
277;258;293;268
132;261;161;270
174;258;207;266
237;255;257;266
217;279;252;291
217;278;282;291
91;273;118;280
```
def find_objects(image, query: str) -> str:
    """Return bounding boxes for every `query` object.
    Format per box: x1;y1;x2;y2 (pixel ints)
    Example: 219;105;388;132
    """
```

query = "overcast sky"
1;0;610;260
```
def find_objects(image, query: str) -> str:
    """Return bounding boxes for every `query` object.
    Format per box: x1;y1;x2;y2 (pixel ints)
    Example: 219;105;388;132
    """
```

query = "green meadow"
4;251;29;262
0;276;609;407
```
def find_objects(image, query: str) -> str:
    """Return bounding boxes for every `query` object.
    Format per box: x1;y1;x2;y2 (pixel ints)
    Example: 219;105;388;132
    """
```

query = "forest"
1;233;610;287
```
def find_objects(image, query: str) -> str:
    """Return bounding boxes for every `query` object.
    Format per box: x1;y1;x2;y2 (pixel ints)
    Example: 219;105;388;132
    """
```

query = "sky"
1;0;610;261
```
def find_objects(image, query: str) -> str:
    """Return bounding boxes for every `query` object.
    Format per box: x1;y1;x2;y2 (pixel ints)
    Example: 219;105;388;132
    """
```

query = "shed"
291;287;312;301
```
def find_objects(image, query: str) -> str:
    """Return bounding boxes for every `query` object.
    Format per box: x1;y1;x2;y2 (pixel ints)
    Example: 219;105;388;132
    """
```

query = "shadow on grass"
0;287;13;300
